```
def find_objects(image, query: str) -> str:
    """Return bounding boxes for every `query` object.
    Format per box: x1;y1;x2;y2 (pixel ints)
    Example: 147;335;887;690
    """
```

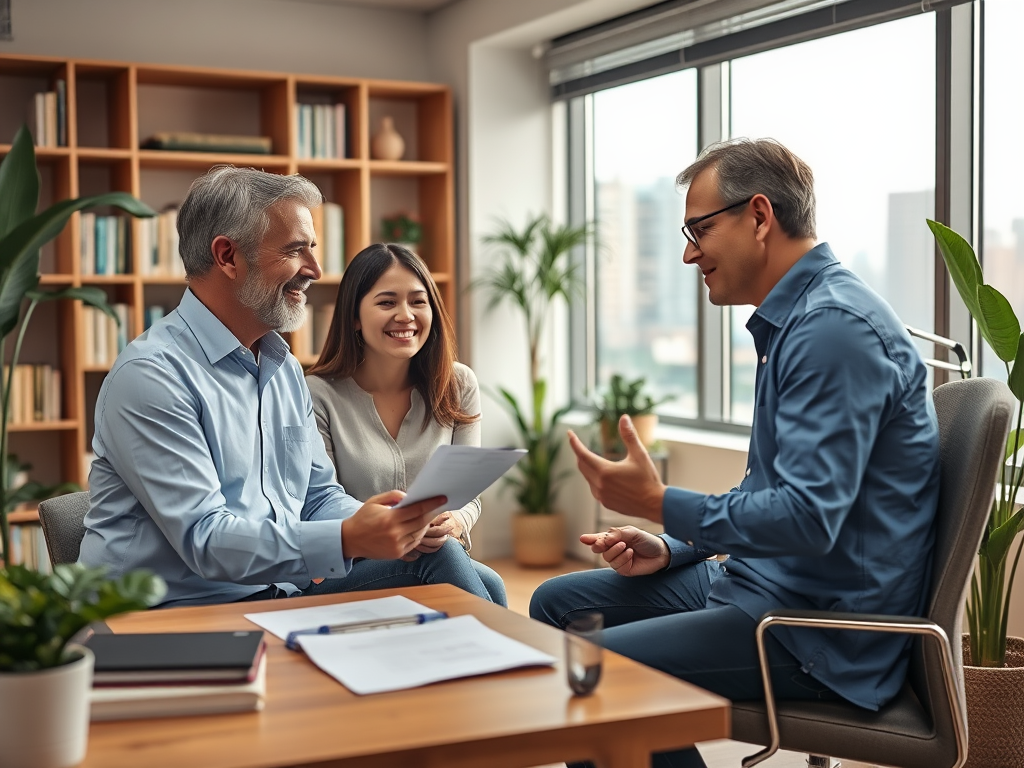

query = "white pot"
0;646;94;768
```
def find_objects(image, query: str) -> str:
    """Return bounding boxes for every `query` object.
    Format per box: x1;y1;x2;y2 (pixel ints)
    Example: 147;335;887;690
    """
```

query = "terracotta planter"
0;646;94;768
962;634;1024;768
512;512;565;567
600;413;658;455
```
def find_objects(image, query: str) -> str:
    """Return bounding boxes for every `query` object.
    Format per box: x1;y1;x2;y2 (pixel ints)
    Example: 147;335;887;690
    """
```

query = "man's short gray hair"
176;166;324;277
676;138;816;240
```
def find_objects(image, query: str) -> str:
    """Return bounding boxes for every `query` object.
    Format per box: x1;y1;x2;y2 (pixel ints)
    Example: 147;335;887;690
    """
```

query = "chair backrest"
37;491;91;566
911;378;1016;731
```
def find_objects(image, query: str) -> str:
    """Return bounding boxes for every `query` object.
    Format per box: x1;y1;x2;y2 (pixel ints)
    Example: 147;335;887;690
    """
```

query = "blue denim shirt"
79;289;362;606
663;243;939;710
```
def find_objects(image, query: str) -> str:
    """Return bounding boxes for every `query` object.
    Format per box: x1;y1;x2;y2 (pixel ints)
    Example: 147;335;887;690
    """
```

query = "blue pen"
285;611;449;651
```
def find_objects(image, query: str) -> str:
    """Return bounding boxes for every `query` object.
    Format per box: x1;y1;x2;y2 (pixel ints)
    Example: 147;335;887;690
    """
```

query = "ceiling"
276;0;457;11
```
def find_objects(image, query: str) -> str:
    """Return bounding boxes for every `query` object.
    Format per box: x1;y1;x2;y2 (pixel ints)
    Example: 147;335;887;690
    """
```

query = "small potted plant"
0;563;165;768
381;212;422;251
593;374;673;455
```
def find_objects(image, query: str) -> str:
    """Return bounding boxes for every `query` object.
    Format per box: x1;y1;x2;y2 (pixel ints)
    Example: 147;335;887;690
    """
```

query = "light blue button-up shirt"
79;289;361;606
663;243;940;711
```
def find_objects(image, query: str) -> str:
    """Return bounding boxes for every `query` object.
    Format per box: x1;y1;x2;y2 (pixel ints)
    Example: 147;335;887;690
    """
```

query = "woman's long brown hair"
306;243;478;430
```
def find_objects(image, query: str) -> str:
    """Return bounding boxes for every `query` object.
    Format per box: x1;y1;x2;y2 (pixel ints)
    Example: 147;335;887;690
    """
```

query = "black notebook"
86;631;265;686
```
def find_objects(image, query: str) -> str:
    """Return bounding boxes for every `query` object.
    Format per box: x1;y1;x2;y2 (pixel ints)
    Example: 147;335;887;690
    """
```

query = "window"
980;0;1024;380
570;6;955;431
592;70;699;419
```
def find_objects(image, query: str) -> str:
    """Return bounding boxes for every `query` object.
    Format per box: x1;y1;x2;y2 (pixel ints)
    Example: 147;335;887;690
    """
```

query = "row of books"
288;304;335;360
296;102;347;159
137;209;186;277
311;201;345;276
3;524;53;574
82;304;133;367
4;364;63;424
26;80;67;147
80;213;132;276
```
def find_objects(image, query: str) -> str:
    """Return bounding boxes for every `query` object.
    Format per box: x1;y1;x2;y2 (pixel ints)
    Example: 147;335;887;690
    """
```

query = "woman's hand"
411;511;465;555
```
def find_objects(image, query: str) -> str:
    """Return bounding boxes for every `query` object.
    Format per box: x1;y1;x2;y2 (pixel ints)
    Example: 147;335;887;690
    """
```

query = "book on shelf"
80;214;132;275
89;650;267;722
310;201;344;276
25;81;67;148
2;365;62;424
141;131;273;154
144;305;165;331
86;631;266;685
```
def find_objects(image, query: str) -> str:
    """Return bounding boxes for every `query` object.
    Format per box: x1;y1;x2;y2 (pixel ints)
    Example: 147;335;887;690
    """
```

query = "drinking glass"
565;612;603;695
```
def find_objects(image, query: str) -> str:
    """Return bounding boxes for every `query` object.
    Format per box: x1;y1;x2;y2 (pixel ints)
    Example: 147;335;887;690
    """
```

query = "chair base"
806;756;838;768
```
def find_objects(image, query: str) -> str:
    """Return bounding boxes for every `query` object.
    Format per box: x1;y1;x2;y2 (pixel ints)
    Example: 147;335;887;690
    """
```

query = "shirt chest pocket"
282;425;312;500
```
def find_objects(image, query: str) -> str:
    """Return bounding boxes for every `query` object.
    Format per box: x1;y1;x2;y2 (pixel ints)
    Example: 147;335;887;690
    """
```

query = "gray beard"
237;269;307;333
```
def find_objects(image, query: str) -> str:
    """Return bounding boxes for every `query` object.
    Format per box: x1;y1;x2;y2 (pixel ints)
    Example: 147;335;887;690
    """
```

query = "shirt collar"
176;288;289;366
752;242;839;329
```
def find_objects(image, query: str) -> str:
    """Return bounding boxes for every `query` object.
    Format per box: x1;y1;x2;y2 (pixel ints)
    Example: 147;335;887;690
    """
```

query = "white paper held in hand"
392;445;527;510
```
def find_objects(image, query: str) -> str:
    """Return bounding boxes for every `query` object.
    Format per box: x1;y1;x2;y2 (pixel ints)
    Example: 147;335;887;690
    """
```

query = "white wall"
0;0;429;80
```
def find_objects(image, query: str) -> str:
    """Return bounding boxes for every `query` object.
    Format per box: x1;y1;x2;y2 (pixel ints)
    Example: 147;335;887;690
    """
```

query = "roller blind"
547;0;970;99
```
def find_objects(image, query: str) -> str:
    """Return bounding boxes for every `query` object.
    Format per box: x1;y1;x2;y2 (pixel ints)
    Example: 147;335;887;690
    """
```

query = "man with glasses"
531;138;939;768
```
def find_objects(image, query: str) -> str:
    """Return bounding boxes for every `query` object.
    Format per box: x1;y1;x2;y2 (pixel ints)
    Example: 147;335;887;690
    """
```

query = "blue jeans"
244;538;507;606
530;563;838;768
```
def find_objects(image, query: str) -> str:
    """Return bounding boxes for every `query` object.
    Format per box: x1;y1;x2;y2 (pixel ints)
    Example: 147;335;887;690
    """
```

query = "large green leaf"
983;506;1024;570
1008;334;1024;403
27;285;120;323
928;220;983;322
977;285;1022;363
0;251;41;337
0;126;39;240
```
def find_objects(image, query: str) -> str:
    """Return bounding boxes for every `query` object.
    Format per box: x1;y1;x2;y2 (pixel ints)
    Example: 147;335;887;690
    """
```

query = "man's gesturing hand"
581;525;670;576
341;491;447;560
567;414;666;523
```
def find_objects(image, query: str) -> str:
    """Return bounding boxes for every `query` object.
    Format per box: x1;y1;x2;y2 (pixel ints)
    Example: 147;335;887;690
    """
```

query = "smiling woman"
304;243;507;605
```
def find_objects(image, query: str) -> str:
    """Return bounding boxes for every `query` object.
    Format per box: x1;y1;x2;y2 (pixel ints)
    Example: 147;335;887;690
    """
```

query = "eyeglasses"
681;197;754;248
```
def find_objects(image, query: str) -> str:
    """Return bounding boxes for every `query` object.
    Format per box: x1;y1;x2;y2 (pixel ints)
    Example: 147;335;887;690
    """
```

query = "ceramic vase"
0;646;94;768
371;116;405;161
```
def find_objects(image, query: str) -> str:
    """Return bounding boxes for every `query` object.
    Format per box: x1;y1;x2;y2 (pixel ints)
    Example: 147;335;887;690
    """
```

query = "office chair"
732;376;1015;768
37;491;90;566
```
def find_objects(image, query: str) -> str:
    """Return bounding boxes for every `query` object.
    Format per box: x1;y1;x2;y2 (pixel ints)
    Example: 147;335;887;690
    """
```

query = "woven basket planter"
962;635;1024;768
512;512;565;567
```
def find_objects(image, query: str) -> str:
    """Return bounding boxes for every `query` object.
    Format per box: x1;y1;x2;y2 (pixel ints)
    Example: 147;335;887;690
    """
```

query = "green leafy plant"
475;215;590;514
0;125;156;562
929;219;1024;667
594;373;673;421
4;454;78;516
381;213;422;245
0;563;165;672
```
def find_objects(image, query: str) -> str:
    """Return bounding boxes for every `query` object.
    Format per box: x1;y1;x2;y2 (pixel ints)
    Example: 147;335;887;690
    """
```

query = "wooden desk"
84;585;729;768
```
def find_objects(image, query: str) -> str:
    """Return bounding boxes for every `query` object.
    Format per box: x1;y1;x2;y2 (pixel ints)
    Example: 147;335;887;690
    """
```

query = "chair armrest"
741;609;965;768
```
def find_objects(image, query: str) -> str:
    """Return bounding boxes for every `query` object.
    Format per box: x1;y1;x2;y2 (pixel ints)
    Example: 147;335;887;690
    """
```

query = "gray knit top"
305;362;483;550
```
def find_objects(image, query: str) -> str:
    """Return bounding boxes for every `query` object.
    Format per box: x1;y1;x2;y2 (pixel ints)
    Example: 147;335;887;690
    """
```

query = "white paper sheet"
297;614;556;695
243;595;433;640
393;445;527;510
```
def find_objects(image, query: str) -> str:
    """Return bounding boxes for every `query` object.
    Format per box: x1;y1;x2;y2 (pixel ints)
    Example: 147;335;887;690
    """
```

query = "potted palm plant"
593;373;673;455
928;219;1024;767
475;214;589;566
0;125;155;563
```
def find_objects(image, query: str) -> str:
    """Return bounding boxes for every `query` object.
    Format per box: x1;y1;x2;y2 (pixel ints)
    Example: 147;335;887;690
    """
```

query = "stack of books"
82;304;132;367
295;102;346;159
136;208;186;277
26;80;67;147
141;132;272;154
2;364;62;424
80;213;132;275
86;630;267;721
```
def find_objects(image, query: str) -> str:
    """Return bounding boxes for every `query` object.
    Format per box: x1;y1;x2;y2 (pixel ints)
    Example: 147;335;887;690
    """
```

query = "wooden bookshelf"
0;53;456;502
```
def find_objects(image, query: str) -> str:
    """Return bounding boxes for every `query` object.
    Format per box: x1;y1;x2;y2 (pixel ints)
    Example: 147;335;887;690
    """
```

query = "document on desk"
243;595;433;640
392;445;527;510
297;614;556;695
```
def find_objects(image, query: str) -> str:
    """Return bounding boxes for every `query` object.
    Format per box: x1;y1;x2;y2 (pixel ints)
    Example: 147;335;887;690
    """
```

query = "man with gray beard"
80;167;492;607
